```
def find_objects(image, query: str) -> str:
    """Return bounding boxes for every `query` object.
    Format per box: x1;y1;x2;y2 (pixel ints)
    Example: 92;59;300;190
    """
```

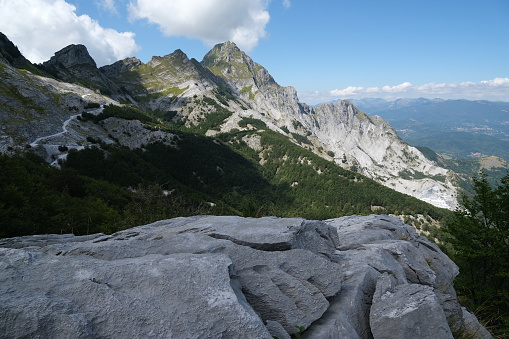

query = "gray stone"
459;307;493;339
233;248;341;334
435;290;464;333
290;220;340;258
101;229;342;335
0;216;343;338
0;215;492;339
372;272;397;304
303;214;471;339
302;266;380;339
412;237;459;292
0;233;104;249
43;44;97;68
370;284;453;339
265;320;291;339
328;214;417;249
0;248;272;338
377;240;436;286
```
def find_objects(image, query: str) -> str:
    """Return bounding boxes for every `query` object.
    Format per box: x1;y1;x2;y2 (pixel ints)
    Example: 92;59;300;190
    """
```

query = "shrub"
84;102;101;109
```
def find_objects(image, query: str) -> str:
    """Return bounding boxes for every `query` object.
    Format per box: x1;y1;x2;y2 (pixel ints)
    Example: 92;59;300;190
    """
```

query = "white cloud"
330;86;367;97
381;82;412;92
129;0;270;51
96;0;117;13
329;78;509;102
481;78;509;86
0;0;139;66
282;0;291;9
330;82;413;97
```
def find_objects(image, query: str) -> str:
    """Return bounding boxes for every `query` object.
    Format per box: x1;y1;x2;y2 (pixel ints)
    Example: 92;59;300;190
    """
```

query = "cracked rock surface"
0;215;491;338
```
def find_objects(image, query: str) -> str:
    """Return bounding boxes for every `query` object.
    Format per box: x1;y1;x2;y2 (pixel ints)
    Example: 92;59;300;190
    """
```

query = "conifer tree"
444;171;509;335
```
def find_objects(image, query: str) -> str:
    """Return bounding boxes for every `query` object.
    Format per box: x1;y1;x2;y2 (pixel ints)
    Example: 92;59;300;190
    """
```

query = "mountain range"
0;32;460;220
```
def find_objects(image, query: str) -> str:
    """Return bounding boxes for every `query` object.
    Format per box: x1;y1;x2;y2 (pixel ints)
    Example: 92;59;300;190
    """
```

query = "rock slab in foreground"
0;215;492;339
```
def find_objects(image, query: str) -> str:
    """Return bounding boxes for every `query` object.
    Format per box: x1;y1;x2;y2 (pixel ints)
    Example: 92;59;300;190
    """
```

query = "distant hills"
350;97;509;161
343;97;509;192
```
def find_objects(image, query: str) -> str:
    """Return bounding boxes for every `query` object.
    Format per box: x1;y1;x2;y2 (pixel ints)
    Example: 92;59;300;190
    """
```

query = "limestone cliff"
0;215;491;338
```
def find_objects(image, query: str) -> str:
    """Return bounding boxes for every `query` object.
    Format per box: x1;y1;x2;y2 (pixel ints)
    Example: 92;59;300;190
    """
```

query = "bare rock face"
0;215;491;338
41;44;125;99
99;57;142;78
43;44;97;69
370;283;453;339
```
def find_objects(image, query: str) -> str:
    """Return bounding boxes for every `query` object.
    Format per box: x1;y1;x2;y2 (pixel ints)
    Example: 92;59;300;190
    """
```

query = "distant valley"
351;97;509;160
348;97;509;190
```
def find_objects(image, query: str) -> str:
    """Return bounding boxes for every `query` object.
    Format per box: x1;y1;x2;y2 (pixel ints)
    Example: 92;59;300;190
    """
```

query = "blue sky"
0;0;508;104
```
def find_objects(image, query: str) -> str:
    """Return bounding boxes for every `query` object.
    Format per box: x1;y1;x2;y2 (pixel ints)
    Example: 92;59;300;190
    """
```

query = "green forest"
0;108;450;239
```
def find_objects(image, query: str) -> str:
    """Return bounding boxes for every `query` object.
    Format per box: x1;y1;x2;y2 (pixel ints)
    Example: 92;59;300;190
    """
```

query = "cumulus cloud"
330;82;413;97
381;82;413;93
0;0;139;66
128;0;270;51
329;78;509;101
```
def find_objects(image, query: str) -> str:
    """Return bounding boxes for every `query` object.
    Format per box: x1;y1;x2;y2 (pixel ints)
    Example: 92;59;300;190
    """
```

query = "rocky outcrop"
99;57;142;78
43;44;97;69
41;44;126;99
309;101;459;209
0;215;490;338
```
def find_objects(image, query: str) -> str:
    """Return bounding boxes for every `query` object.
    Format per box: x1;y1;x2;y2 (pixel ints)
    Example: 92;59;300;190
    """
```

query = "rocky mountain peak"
39;44;127;99
148;49;191;68
203;41;242;62
43;44;96;68
99;57;142;78
335;99;376;123
171;48;189;59
202;42;276;94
